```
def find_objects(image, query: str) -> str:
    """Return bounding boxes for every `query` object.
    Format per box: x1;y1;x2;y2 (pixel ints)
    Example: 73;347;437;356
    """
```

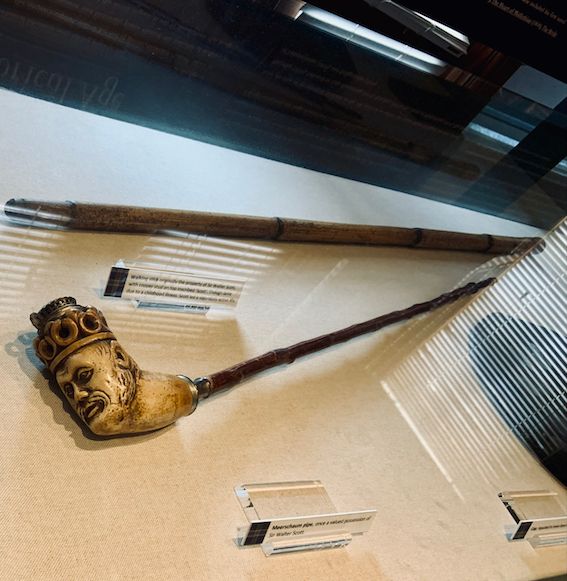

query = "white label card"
104;263;244;308
239;510;376;546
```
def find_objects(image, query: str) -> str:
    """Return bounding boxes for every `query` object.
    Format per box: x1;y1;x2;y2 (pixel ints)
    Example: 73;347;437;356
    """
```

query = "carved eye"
76;368;94;384
64;383;74;399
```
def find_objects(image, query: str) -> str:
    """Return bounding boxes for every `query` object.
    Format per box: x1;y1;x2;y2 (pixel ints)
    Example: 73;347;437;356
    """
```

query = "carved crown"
31;297;115;372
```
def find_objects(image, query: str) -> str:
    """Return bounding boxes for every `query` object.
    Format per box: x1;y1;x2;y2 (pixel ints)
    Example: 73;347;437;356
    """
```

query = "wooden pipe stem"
195;277;495;396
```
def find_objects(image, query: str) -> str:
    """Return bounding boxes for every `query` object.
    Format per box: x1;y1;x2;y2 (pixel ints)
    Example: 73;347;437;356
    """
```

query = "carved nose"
73;386;90;404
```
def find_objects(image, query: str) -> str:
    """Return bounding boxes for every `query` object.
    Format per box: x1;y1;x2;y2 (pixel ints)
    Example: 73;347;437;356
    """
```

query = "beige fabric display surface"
0;90;564;580
1;226;565;581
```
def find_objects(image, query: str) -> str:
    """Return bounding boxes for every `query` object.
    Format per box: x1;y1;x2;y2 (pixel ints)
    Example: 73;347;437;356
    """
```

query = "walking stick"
5;199;540;254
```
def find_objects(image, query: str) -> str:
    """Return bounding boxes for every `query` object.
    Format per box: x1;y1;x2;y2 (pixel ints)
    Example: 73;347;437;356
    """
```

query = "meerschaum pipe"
31;279;494;437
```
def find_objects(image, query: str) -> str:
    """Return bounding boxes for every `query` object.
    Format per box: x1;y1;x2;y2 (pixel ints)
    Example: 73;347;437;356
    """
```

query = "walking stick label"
104;261;244;310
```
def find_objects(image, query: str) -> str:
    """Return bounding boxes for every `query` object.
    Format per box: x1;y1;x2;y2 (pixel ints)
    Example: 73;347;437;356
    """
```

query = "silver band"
193;376;212;399
177;375;199;415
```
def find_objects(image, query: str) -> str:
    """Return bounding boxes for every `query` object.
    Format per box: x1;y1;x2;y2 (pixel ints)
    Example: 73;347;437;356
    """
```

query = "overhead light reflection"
297;5;448;75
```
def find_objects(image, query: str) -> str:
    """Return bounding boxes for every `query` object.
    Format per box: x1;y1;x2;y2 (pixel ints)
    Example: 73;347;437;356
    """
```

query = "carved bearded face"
55;340;139;432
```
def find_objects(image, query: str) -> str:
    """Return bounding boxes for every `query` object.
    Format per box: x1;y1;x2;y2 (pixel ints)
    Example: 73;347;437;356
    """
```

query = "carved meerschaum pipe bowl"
31;297;200;436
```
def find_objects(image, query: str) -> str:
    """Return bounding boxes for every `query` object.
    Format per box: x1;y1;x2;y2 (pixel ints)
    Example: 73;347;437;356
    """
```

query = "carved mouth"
79;394;108;424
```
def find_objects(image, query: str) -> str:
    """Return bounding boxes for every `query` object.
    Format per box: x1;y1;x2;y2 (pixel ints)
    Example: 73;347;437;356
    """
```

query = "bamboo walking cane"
5;199;541;254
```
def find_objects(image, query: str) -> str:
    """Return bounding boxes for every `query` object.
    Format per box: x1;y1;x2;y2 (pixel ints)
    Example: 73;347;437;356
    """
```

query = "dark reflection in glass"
470;313;567;485
0;0;564;226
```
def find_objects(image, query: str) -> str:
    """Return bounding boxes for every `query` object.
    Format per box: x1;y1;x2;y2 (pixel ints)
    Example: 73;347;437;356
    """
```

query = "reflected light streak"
267;257;349;343
3;204;71;229
0;218;64;322
418;345;503;482
97;231;289;362
133;233;284;286
151;233;282;256
299;5;448;75
140;252;271;274
157;230;284;252
106;307;234;360
382;379;465;500
375;217;566;495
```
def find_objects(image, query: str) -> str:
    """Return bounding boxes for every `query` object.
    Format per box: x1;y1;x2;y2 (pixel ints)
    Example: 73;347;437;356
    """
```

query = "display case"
0;2;565;579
